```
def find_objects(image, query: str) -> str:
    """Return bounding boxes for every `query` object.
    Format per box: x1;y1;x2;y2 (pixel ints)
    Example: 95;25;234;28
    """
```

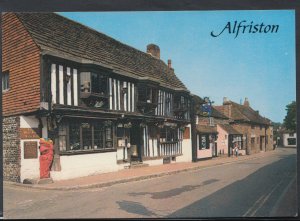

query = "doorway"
130;122;142;162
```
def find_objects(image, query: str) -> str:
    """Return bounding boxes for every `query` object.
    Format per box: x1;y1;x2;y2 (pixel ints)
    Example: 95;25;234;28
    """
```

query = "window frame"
2;71;10;92
59;120;116;154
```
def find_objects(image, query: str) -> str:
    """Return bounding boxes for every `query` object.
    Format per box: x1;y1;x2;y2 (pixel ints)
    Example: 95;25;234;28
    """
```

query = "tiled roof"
16;13;187;90
196;125;218;134
215;101;271;125
218;124;241;135
192;95;228;119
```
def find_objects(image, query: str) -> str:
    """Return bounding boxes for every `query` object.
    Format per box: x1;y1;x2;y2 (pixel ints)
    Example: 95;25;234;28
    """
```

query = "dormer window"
80;71;108;109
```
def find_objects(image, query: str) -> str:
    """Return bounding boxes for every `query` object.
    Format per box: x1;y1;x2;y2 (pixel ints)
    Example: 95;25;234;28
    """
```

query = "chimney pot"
147;44;160;59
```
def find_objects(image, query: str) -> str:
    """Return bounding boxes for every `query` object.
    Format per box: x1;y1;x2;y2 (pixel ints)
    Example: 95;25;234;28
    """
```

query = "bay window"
59;120;115;152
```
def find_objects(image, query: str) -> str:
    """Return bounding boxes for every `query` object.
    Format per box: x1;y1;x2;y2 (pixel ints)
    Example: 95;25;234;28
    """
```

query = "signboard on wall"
24;141;38;159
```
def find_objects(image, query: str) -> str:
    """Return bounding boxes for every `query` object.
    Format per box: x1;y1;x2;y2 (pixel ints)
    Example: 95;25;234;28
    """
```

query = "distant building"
214;97;273;155
282;131;297;147
192;95;244;159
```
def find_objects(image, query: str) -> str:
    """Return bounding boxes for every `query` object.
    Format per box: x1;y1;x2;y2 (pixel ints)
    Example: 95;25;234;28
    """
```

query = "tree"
283;101;296;132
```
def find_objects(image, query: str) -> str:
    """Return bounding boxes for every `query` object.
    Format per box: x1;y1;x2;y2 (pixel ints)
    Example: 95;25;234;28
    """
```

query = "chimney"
244;97;250;107
223;97;231;118
168;59;172;69
223;97;229;104
147;44;160;59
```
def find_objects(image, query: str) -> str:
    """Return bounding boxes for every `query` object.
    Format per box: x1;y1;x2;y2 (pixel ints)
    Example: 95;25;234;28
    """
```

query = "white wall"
20;139;41;182
197;148;212;159
216;125;229;154
20;116;41;182
50;152;118;181
144;158;163;166
177;124;192;162
20;115;39;128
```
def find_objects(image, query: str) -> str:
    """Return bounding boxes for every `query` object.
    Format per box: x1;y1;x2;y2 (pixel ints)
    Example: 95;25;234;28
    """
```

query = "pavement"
5;150;279;191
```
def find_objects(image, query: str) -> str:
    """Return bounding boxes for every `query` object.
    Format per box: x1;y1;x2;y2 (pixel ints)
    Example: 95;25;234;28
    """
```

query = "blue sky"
60;10;295;123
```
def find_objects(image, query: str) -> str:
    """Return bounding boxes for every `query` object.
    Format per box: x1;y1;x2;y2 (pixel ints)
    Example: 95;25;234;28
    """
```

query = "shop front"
195;125;218;160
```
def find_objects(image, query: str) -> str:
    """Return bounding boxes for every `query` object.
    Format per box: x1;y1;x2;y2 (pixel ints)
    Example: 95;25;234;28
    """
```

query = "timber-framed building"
2;13;192;182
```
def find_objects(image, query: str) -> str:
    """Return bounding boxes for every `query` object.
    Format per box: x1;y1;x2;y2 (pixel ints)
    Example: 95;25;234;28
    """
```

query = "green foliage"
283;101;296;132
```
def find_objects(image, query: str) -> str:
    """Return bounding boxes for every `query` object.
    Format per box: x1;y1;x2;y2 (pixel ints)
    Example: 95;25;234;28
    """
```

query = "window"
69;122;80;150
2;71;9;91
138;87;157;104
200;135;209;150
58;123;67;151
251;138;255;144
160;127;178;142
80;72;91;93
174;94;190;120
289;133;294;137
80;72;108;108
91;73;107;95
287;138;296;145
60;120;115;152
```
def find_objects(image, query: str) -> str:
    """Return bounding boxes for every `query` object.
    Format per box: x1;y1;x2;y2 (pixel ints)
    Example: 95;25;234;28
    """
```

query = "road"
3;147;297;218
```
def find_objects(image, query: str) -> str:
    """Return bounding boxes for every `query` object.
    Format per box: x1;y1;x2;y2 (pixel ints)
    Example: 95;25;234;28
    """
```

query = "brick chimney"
244;97;250;107
223;97;232;118
147;44;160;59
168;59;172;68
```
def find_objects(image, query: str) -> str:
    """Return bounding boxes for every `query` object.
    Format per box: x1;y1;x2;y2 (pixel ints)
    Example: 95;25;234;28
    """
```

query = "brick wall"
2;13;41;116
231;123;272;154
3;116;21;182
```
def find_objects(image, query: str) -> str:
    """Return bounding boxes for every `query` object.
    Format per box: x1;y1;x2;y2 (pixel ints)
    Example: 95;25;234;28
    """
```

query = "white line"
269;175;296;216
243;178;285;217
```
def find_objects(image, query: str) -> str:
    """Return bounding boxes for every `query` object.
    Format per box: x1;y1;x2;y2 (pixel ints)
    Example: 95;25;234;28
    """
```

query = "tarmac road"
3;148;297;219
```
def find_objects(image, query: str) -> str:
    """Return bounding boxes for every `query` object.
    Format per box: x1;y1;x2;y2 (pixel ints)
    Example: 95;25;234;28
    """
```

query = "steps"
129;161;149;169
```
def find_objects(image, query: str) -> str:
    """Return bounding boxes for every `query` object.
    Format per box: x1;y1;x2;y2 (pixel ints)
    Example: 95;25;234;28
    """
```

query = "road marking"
243;178;285;217
269;175;296;216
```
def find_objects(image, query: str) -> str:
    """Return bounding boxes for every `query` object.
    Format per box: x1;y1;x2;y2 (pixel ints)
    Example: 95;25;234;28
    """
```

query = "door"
130;122;142;162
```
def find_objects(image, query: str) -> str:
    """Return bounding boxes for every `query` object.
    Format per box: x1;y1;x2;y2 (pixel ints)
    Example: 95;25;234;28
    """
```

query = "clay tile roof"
196;125;218;134
218;124;241;135
16;12;187;90
215;100;271;125
230;102;271;125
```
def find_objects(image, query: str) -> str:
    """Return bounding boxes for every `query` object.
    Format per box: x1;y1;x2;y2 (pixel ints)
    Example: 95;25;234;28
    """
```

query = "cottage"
214;97;273;154
192;95;247;159
282;131;297;147
2;12;192;182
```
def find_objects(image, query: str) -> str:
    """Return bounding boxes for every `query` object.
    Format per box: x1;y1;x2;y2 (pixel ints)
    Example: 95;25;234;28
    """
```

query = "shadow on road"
167;154;297;218
116;200;157;216
128;179;219;199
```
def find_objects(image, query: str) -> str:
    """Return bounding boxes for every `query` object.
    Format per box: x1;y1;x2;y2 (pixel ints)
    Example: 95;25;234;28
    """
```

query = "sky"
60;10;295;123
